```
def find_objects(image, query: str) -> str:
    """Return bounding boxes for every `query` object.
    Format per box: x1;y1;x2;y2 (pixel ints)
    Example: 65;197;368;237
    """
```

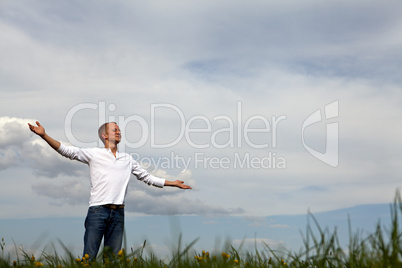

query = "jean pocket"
88;205;103;213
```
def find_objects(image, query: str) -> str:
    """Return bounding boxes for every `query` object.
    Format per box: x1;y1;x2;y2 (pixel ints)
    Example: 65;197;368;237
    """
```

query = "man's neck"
104;142;118;157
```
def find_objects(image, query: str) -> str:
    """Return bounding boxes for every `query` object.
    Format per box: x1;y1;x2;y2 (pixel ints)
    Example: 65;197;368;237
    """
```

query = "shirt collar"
105;147;119;156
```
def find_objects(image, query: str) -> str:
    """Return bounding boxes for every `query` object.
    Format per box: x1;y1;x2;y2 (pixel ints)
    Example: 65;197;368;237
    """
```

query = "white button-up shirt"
57;143;165;207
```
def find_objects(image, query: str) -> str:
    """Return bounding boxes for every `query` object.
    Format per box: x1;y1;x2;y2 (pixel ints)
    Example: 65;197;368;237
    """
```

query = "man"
28;121;191;260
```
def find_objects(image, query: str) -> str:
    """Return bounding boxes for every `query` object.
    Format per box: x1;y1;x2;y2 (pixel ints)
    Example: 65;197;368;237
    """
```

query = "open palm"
28;121;45;137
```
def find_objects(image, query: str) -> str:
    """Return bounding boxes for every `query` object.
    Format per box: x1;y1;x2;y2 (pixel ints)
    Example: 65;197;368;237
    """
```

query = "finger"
36;121;41;127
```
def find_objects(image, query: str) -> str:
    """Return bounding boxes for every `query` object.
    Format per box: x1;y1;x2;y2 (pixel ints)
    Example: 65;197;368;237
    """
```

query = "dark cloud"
3;0;401;67
125;189;245;216
31;175;245;216
0;148;18;170
24;141;88;178
31;179;89;206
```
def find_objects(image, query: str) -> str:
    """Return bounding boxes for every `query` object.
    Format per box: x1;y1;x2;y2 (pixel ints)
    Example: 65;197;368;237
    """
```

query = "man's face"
105;123;121;144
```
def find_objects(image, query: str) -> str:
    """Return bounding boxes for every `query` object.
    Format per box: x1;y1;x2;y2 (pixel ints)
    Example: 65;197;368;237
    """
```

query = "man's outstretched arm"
28;121;61;151
164;180;192;189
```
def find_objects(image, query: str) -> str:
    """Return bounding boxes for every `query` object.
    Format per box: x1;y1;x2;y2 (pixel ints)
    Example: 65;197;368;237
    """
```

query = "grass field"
2;193;402;267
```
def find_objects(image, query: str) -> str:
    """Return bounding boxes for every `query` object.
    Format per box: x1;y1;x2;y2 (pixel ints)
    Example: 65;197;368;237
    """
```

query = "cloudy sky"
1;0;402;253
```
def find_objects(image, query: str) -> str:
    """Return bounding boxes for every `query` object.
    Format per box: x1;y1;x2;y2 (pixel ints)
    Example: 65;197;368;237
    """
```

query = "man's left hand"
165;180;192;189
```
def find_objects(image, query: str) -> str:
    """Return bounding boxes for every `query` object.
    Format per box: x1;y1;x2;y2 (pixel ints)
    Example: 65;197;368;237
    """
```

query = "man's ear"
102;132;108;141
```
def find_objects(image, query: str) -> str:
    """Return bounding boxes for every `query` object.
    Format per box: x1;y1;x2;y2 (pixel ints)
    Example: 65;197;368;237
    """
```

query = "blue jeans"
83;205;124;260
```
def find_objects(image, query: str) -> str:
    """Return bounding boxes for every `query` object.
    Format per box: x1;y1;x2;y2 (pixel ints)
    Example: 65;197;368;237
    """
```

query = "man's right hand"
28;121;61;150
28;121;45;137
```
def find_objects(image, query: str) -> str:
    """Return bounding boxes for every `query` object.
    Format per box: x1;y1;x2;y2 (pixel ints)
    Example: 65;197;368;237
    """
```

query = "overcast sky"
1;0;402;224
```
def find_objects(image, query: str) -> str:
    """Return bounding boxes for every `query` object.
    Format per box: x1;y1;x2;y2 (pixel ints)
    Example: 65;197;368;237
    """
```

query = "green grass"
2;192;402;267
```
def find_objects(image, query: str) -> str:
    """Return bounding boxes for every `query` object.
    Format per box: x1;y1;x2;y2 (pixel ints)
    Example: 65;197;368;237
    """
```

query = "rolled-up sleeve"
131;160;165;188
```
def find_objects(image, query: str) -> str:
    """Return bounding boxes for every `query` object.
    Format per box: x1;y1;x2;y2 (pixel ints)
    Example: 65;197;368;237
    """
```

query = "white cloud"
0;117;33;147
0;116;88;178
